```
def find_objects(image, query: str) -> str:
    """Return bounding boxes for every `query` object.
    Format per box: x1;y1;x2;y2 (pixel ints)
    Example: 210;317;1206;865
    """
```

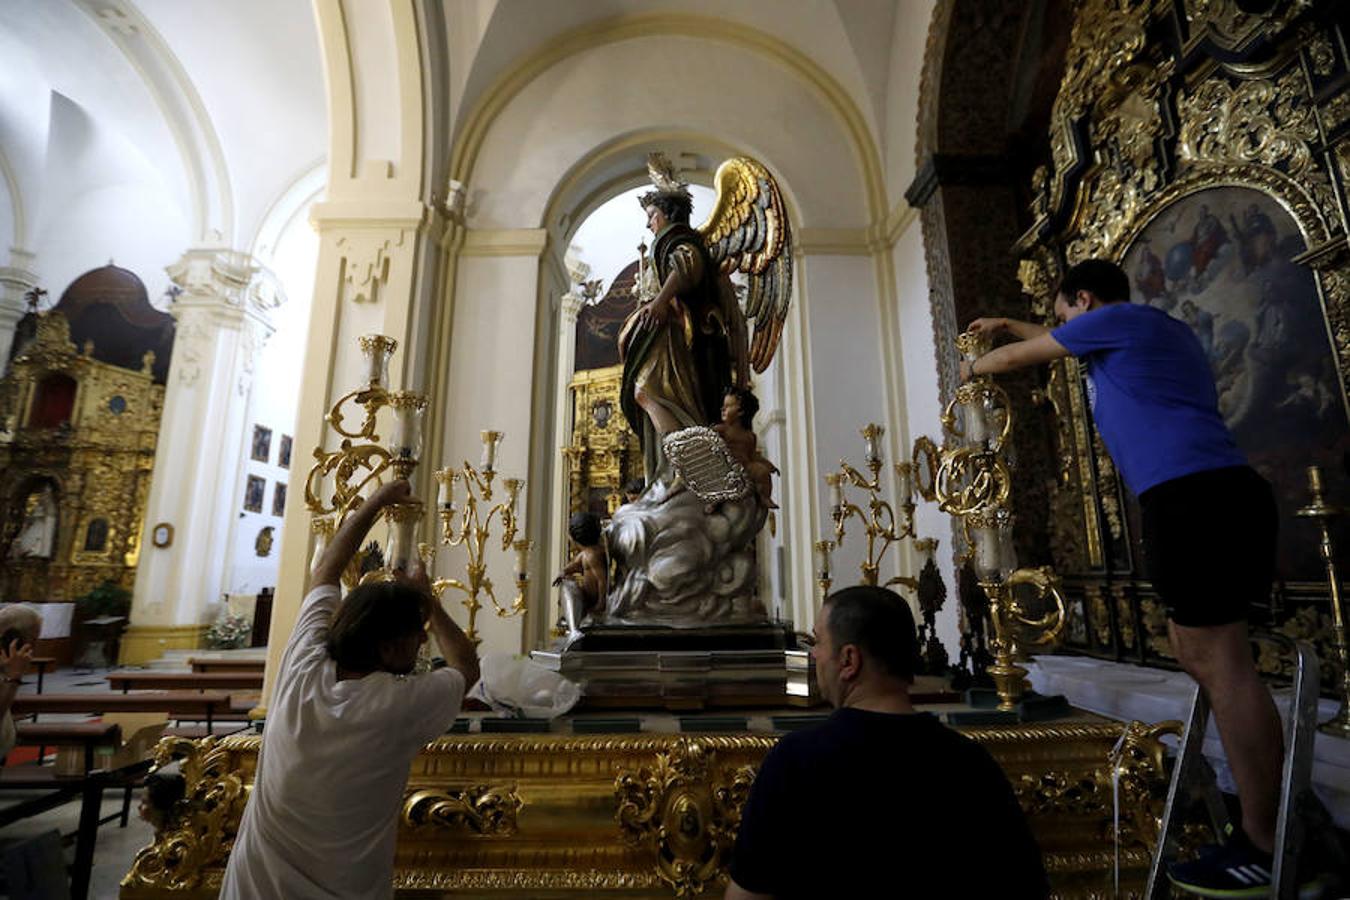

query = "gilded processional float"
122;147;1186;898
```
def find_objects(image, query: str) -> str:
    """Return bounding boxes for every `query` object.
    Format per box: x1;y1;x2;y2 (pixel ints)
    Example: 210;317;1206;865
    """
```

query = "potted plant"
73;580;132;668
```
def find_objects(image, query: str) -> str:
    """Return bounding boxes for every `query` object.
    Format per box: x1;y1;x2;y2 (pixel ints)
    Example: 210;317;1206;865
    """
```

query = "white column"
122;248;279;663
0;249;40;365
546;289;585;636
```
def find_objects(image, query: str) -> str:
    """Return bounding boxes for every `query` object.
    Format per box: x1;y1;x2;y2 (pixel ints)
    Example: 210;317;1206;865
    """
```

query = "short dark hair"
1057;259;1130;304
622;478;645;497
823;585;918;682
568;511;602;546
640;192;693;225
326;581;427;672
724;386;759;428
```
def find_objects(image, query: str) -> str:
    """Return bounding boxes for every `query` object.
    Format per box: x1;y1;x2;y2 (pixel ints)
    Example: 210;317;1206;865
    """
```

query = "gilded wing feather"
698;157;794;374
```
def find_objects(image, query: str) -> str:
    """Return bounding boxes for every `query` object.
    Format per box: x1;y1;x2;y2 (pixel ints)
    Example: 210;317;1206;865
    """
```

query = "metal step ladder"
1145;635;1321;900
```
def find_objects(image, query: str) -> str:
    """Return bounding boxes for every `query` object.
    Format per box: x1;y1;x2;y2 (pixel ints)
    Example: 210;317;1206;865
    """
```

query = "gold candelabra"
818;424;922;595
430;432;532;646
305;336;531;646
1297;465;1350;738
917;330;1066;711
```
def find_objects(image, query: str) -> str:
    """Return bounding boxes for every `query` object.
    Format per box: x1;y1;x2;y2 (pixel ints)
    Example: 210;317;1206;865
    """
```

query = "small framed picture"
278;435;293;469
244;475;266;513
272;482;287;517
152;523;174;548
252;425;272;463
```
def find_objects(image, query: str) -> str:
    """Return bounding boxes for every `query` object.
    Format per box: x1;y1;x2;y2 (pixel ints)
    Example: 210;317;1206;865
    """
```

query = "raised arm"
311;480;412;588
399;563;480;689
0;638;32;725
960;331;1071;382
967;316;1051;341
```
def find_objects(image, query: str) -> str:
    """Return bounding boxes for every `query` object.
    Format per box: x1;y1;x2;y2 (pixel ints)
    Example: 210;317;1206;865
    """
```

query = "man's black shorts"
1138;465;1277;627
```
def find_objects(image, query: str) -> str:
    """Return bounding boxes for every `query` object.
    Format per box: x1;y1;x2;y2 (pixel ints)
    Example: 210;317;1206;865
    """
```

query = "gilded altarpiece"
1015;0;1350;684
566;366;644;518
0;313;161;602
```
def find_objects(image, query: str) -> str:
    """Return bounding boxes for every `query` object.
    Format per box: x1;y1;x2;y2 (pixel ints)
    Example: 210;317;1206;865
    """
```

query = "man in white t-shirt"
222;480;478;899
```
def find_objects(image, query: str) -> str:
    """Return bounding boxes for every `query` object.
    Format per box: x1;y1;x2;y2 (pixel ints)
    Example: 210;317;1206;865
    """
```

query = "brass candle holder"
306;335;532;645
822;424;923;591
430;433;532;645
904;330;1067;708
1297;465;1350;738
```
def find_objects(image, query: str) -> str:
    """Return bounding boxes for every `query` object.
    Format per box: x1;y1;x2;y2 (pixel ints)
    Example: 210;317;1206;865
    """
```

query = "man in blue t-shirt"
960;259;1282;897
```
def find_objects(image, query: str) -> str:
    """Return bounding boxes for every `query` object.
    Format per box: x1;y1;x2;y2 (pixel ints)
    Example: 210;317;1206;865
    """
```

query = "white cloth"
220;585;464;900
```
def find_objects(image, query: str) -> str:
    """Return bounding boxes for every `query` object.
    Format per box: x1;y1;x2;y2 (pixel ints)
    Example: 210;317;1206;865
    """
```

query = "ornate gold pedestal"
122;718;1175;899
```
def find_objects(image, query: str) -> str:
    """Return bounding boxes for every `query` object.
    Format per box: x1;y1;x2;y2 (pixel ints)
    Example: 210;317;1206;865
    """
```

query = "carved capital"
336;229;410;304
166;248;283;325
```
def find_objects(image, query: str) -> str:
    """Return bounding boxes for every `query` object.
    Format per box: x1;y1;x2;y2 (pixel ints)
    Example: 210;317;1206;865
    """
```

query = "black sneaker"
1167;839;1273;898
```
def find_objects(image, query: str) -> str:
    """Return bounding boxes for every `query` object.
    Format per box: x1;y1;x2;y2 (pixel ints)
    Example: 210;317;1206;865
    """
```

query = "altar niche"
1010;0;1350;681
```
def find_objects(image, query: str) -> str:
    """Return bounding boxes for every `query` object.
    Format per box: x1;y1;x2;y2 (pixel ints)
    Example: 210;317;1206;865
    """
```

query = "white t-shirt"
220;585;465;900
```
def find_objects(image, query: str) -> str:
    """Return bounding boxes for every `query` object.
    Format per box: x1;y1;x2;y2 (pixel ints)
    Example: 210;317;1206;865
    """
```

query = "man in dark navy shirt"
724;586;1047;899
962;259;1283;897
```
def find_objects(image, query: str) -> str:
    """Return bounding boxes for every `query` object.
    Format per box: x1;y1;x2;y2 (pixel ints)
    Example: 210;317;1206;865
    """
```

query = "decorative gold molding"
118;624;209;665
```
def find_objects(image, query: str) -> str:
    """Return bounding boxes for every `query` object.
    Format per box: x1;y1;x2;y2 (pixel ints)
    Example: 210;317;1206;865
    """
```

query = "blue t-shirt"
1051;303;1246;495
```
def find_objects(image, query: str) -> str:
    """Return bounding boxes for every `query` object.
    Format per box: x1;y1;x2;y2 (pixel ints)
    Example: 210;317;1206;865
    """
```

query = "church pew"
187;656;264;674
105;670;262;693
11;691;233;733
10;722;121;775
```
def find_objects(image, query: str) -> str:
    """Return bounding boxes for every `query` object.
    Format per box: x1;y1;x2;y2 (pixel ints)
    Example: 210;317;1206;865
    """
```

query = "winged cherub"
618;153;794;483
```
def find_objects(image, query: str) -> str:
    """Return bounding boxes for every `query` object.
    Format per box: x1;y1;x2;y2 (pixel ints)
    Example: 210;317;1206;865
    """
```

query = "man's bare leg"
1168;619;1284;853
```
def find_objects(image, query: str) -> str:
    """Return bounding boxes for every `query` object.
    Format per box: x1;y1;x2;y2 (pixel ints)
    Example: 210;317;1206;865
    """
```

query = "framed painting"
243;475;265;514
1120;186;1350;583
252;426;272;463
278;434;292;469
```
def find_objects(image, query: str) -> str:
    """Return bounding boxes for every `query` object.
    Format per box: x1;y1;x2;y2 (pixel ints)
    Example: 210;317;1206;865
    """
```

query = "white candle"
827;475;843;513
965;403;989;445
514;539;532;578
387;514;416;571
864;434;881;466
481;431;501;471
973;525;1001;581
437;477;449;510
896;462;914;502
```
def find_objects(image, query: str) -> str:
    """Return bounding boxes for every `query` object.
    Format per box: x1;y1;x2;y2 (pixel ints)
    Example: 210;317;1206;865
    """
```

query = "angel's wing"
698;157;794;374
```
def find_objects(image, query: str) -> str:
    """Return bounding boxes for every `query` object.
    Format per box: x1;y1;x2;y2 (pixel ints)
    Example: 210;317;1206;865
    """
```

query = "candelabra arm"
884;574;919;593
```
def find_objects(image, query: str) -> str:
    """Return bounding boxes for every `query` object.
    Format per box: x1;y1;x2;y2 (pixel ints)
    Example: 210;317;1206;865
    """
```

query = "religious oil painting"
243;475;265;514
251;425;272;463
272;482;286;517
1122;186;1350;581
278;434;292;469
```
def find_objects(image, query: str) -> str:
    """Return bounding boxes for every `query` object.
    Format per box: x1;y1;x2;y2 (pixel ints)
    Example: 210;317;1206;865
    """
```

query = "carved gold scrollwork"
124;737;248;891
1186;0;1312;52
403;784;523;835
613;738;756;898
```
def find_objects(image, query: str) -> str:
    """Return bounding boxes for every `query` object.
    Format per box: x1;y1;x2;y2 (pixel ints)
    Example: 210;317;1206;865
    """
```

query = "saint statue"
10;484;58;560
593;153;795;629
618;153;793;482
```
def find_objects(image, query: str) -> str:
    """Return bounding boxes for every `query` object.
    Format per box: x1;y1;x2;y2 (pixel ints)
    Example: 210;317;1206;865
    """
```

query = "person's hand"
636;297;671;330
966;317;1008;335
396;559;434;594
0;638;32;680
369;479;412;509
551;573;564;587
959;359;974;384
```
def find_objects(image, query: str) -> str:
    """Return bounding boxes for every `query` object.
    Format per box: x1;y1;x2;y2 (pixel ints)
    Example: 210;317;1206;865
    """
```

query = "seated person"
725;586;1048;900
221;480;478;900
0;606;40;760
714;387;777;509
553;512;607;643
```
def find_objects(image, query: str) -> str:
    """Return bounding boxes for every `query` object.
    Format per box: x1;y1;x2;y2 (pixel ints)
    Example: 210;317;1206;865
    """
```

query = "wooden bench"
0;759;153;900
106;671;263;693
12;691;234;734
188;656;264;674
11;722;121;774
29;655;55;693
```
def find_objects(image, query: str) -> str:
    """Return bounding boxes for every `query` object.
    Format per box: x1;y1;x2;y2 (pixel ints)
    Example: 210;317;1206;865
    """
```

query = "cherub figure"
714;387;778;509
552;512;608;644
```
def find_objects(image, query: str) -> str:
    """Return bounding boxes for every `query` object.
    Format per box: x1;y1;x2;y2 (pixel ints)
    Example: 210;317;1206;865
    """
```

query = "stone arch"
910;0;1074;572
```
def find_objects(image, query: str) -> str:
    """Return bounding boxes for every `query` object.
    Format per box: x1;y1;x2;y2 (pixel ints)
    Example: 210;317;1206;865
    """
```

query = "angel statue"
595;153;793;629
